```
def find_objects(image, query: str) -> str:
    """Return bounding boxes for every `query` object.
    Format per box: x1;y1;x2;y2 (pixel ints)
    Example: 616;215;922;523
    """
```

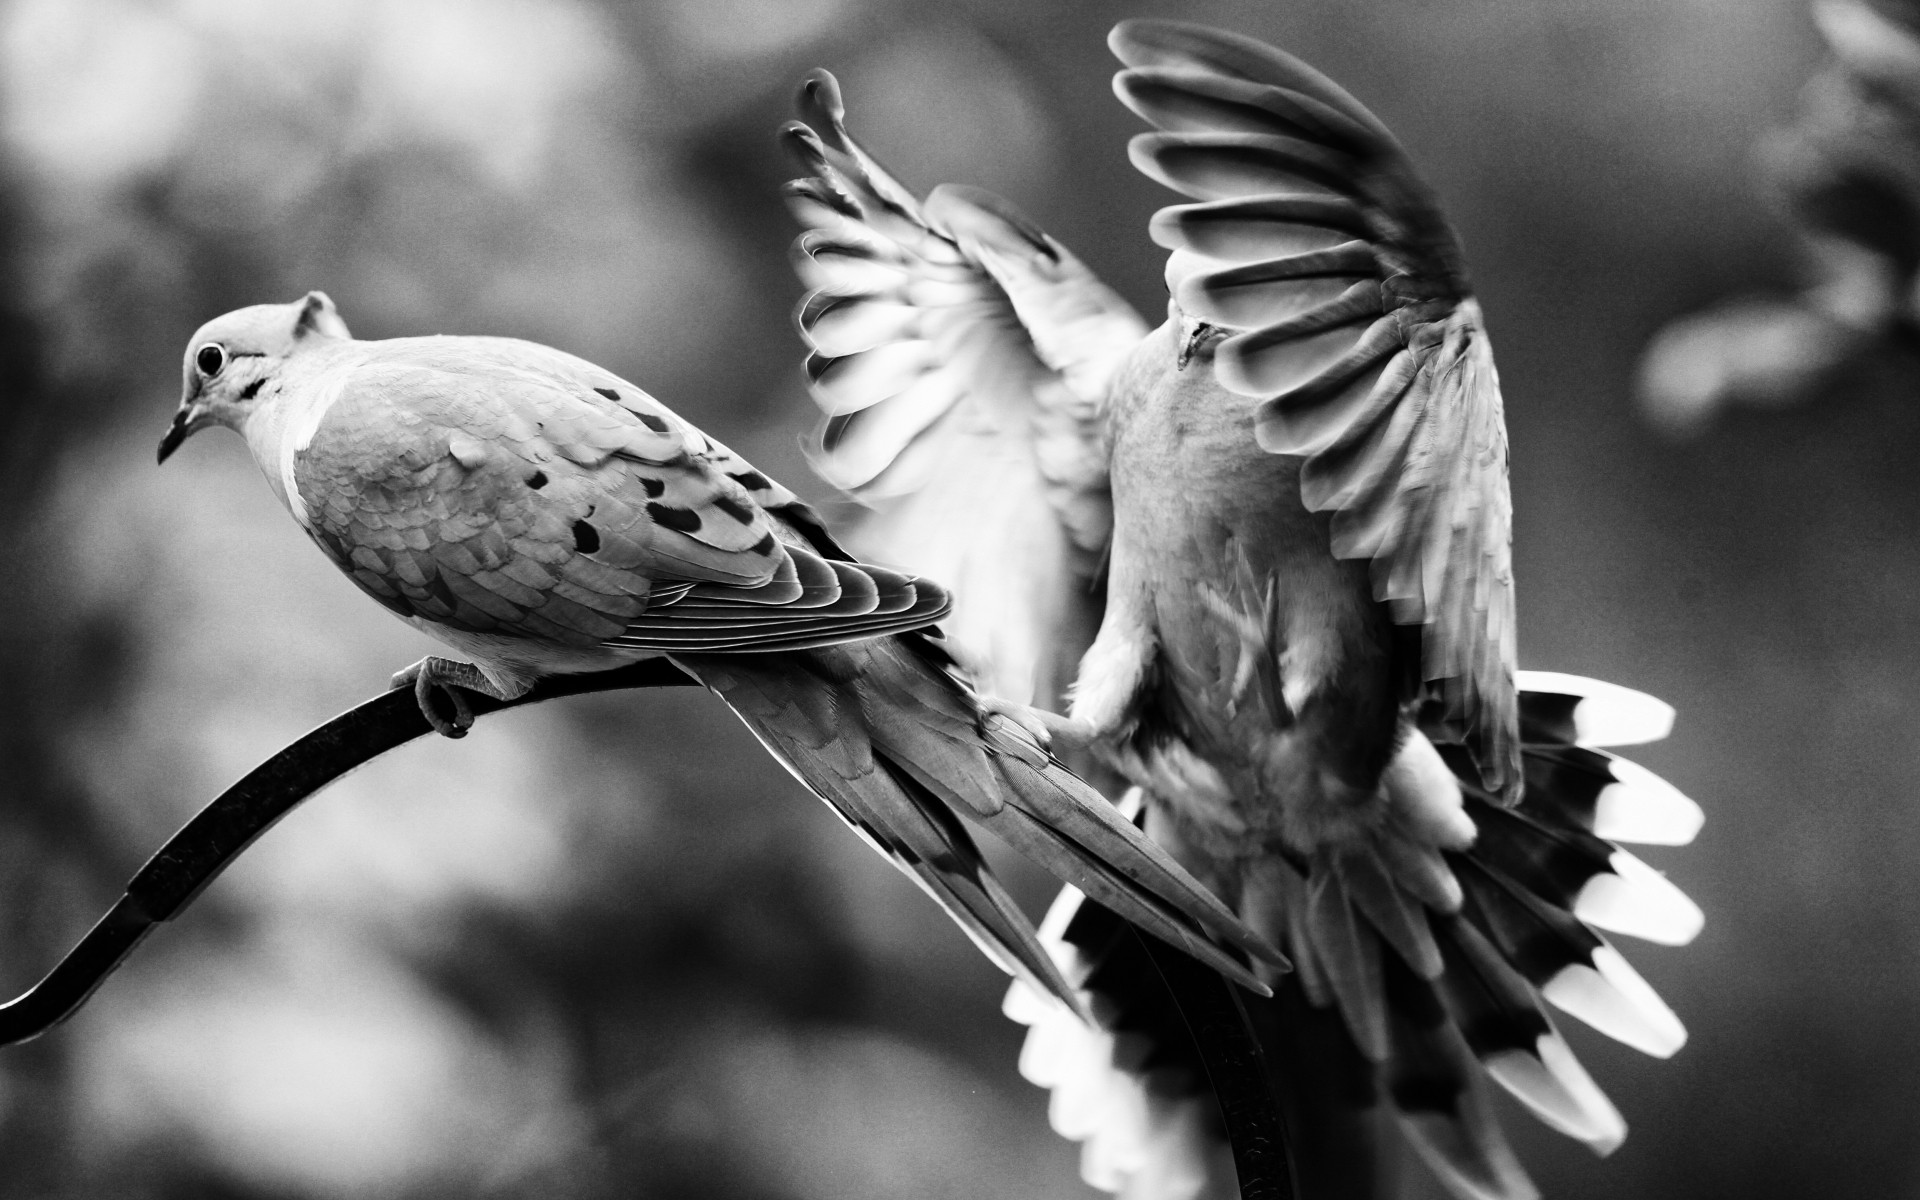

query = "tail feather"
1490;1029;1626;1151
1332;843;1445;979
1382;947;1535;1200
711;661;1085;1011
1011;867;1389;1200
843;641;1286;989
1004;673;1700;1200
975;794;1275;993
1007;884;1237;1200
881;765;1085;1006
1307;866;1392;1060
1514;671;1675;747
1464;799;1702;946
981;748;1285;971
1434;916;1626;1153
1396;1067;1535;1200
1572;846;1704;946
1518;743;1703;846
1453;854;1686;1058
682;635;1282;1014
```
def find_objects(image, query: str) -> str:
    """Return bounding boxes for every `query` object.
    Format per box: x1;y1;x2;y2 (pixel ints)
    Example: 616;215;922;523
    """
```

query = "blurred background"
0;0;1899;1197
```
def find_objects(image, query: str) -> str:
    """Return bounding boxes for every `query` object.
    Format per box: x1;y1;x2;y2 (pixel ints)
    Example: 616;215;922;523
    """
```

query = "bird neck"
237;343;358;526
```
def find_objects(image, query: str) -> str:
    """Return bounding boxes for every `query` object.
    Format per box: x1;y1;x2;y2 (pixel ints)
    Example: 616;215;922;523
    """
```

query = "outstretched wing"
783;70;1150;707
293;337;947;655
1110;19;1520;799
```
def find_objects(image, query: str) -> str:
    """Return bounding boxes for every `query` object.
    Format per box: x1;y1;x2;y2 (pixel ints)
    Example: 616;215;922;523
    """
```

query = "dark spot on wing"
375;591;416;618
730;470;771;491
751;532;778;555
312;527;352;566
239;378;266;401
527;471;548;490
424;571;464;615
712;495;756;524
594;387;620;400
647;503;702;533
572;520;601;553
638;413;671;434
639;476;664;497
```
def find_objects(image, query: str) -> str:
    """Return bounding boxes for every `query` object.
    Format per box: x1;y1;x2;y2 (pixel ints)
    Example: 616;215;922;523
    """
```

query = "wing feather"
1111;18;1519;798
783;70;1150;707
293;343;950;656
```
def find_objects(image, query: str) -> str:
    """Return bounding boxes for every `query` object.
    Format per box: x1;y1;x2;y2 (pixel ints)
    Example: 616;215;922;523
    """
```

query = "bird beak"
157;400;214;465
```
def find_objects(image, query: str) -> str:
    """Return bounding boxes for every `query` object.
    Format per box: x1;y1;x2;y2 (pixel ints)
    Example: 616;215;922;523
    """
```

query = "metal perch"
0;663;1291;1196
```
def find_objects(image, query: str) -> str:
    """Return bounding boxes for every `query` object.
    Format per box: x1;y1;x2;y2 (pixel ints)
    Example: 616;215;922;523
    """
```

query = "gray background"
0;1;1886;1197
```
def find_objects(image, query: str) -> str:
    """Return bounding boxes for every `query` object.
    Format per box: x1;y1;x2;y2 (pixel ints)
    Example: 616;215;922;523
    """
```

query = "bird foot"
389;657;526;739
975;696;1098;757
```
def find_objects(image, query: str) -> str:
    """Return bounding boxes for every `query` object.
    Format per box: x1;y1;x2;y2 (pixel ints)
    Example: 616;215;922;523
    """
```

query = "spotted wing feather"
293;336;946;654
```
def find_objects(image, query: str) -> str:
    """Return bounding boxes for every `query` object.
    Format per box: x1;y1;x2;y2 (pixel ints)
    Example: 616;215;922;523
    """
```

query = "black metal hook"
0;659;701;1047
0;661;1292;1197
1135;930;1295;1200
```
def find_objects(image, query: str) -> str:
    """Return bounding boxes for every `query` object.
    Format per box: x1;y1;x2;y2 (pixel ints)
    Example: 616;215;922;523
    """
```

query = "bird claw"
975;695;1056;749
974;697;1106;762
390;657;512;739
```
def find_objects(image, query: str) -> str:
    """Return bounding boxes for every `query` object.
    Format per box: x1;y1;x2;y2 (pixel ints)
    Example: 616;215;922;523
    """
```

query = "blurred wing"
783;70;1151;706
1111;19;1519;799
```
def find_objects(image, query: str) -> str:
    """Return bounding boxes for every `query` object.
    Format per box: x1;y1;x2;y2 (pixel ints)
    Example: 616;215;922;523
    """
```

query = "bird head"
158;291;351;464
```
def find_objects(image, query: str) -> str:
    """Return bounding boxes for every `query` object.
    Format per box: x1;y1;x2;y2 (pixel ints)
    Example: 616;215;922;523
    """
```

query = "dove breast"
1105;321;1401;849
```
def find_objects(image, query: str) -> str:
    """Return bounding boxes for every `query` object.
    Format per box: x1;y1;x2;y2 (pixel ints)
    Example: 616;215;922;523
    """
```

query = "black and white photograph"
0;2;1907;1198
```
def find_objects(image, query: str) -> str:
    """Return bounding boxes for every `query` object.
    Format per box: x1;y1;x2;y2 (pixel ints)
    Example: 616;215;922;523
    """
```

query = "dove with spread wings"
783;20;1705;1200
154;289;1287;1026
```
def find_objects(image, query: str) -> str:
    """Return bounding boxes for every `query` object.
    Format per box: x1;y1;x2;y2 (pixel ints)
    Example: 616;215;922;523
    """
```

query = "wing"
292;339;946;655
1110;19;1520;799
782;70;1151;707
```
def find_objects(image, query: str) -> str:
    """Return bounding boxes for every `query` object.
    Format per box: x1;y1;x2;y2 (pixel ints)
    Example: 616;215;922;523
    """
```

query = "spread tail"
1005;673;1701;1200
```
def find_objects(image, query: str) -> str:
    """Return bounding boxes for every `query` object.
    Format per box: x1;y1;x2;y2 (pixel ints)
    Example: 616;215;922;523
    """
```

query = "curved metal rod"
0;659;1292;1197
0;659;699;1047
1136;929;1297;1200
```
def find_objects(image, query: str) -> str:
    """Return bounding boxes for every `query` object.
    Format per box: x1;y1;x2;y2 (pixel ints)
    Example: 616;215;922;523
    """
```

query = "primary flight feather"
156;290;1286;1019
784;19;1704;1200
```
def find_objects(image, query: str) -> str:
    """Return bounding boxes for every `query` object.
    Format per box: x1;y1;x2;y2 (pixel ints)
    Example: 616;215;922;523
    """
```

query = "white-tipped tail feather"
1574;849;1706;946
1593;753;1705;845
1516;671;1676;747
1541;945;1688;1058
1006;883;1232;1200
1484;1030;1627;1154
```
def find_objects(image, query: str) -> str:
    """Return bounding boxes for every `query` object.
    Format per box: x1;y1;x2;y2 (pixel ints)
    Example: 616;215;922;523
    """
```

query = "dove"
783;20;1705;1200
155;290;1289;1019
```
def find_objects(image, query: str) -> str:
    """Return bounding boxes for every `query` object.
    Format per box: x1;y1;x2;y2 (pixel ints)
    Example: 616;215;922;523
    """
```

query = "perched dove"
783;20;1705;1200
156;290;1288;1015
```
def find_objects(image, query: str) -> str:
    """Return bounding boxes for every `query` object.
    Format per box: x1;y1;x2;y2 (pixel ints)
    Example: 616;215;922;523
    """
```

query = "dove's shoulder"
309;336;702;468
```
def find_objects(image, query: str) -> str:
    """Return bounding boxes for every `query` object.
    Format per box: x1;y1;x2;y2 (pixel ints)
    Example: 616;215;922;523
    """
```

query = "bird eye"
195;343;228;378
